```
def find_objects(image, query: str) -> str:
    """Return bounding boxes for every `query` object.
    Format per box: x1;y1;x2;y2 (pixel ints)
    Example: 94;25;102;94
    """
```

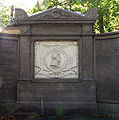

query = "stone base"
15;102;97;116
16;80;97;115
98;103;119;118
2;102;119;118
0;102;16;114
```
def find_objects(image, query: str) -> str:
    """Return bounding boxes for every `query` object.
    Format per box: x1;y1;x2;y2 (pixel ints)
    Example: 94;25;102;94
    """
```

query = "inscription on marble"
35;41;79;78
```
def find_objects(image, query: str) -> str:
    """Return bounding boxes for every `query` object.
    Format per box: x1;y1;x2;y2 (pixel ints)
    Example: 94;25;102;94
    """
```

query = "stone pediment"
15;8;98;21
29;8;84;20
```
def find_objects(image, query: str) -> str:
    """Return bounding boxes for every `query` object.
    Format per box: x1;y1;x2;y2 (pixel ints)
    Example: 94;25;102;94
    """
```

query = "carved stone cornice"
15;8;98;23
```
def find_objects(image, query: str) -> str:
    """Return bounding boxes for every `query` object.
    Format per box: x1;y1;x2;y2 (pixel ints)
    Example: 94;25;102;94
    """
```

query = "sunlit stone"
35;41;79;78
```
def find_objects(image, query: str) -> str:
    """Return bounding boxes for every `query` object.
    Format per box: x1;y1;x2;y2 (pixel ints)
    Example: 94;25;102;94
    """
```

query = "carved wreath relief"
35;41;79;78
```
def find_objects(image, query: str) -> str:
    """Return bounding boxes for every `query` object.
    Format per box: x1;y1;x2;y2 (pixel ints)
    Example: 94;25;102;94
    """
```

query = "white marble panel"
34;41;79;78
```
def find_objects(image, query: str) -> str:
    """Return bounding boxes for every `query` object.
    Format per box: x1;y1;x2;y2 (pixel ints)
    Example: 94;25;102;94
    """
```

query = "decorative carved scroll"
85;8;98;20
30;8;84;20
15;8;28;20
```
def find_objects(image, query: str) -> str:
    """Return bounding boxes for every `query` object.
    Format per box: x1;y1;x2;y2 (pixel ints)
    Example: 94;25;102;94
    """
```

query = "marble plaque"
34;41;79;78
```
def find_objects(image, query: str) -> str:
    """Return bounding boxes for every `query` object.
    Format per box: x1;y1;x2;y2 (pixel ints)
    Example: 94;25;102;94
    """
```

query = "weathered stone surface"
0;8;99;115
30;8;84;20
0;34;18;102
19;36;30;80
17;81;96;102
15;8;28;20
31;24;82;35
96;37;119;102
14;8;98;24
95;33;119;117
16;7;97;114
85;7;98;20
1;8;119;117
17;80;96;115
98;103;119;117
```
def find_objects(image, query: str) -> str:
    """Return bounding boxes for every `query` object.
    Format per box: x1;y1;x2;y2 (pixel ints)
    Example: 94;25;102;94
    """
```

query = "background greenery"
0;0;119;33
0;1;10;30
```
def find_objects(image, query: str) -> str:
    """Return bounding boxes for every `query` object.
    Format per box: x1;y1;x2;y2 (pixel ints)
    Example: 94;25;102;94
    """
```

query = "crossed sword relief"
35;65;77;78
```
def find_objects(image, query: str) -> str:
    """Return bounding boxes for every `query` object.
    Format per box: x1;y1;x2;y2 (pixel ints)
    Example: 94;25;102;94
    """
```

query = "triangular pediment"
29;8;85;20
15;7;98;22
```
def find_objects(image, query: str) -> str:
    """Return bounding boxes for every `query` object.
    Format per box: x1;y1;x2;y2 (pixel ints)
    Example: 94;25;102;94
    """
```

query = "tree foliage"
29;0;119;33
0;2;10;30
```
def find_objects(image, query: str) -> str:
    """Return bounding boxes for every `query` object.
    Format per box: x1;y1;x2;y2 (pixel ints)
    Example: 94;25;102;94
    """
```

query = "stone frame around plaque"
30;37;83;82
18;8;98;82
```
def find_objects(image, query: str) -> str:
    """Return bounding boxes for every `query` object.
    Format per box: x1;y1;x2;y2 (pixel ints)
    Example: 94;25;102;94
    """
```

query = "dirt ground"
0;114;117;120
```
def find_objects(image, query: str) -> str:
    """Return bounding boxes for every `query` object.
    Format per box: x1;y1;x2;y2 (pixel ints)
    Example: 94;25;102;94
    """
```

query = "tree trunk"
99;15;104;33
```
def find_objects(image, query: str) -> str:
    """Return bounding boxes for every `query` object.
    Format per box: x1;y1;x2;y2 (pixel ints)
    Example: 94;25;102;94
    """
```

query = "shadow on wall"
0;76;3;88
